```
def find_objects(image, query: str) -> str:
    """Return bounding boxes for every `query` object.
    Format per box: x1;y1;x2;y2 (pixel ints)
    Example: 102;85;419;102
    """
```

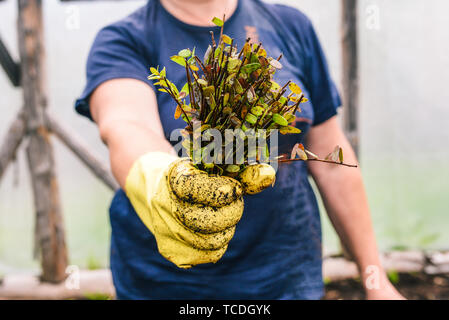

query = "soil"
324;272;449;300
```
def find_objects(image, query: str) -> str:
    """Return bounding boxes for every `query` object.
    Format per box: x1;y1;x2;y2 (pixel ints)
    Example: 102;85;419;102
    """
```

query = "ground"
324;272;449;300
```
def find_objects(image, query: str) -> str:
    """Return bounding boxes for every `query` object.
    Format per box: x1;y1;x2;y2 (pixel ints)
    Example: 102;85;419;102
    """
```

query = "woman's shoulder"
251;0;313;29
247;0;317;51
94;1;156;43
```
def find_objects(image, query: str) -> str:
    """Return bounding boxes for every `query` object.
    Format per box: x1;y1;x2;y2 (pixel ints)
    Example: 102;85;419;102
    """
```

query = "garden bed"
324;272;449;300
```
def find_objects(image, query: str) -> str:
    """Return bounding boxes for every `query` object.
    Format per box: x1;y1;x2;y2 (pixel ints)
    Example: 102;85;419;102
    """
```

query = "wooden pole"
47;113;119;191
341;0;359;157
0;111;26;181
17;0;68;283
339;0;359;260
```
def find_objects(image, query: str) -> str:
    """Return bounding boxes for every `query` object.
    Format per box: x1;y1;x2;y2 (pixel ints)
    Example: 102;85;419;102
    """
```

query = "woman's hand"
363;272;406;300
126;154;276;268
125;153;244;268
365;285;406;300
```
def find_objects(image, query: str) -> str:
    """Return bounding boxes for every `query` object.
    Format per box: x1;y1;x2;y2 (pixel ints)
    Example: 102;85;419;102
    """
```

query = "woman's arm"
306;116;404;300
90;78;174;188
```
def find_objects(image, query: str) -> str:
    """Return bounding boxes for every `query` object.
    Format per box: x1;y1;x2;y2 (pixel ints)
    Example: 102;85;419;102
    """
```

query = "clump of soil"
324;272;449;300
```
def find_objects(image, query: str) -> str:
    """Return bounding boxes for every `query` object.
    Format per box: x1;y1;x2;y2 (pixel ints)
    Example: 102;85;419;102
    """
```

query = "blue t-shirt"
75;0;341;299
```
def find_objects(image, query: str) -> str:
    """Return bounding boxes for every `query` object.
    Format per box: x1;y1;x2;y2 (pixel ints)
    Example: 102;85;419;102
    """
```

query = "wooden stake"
0;111;26;181
18;0;67;283
339;0;360;261
47;113;119;191
341;0;359;157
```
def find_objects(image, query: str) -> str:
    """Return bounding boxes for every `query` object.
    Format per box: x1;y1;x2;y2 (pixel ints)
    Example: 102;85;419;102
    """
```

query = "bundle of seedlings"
148;16;356;184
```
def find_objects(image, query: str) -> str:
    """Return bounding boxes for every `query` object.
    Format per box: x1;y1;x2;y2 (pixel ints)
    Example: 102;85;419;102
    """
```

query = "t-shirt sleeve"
75;23;152;120
303;17;342;126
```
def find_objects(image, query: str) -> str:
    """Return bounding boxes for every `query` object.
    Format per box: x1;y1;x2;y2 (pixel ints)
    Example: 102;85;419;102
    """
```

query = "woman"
75;0;403;299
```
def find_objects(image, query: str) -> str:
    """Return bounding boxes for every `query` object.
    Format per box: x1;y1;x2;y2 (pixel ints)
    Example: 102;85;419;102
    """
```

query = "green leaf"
203;162;215;169
240;63;261;74
170;55;186;67
204;45;213;64
250;106;264;117
223;93;230;106
279;126;302;135
290;94;307;103
214;46;222;59
226;164;240;173
157;78;168;87
178;49;192;58
147;75;160;81
200;124;211;132
188;56;195;65
197;79;208;87
202;85;215;97
227;58;240;72
150;67;159;74
250;54;260;64
279;96;287;105
212;17;224;27
284;112;296;123
272;113;288;126
181;112;192;124
270;81;280;91
222;34;232;45
234;79;244;94
169;81;179;96
181;82;190;95
264;144;270;159
245;113;258;125
223;106;232;115
289;82;302;95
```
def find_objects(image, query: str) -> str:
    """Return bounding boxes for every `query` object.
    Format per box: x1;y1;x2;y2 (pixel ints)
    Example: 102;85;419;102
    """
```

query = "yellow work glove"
125;151;274;269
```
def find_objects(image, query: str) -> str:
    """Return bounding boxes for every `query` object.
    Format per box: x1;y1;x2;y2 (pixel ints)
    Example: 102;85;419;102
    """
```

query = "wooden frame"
341;0;359;156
